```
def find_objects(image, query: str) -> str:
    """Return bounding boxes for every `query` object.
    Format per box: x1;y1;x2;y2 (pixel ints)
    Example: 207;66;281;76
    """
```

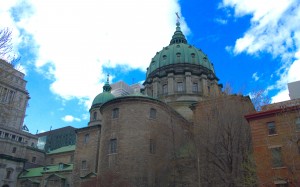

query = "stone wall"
98;96;189;187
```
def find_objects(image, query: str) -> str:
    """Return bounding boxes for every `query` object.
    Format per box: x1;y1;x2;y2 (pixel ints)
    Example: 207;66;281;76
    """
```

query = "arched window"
93;112;97;120
163;84;168;95
177;82;184;92
110;139;117;153
192;83;198;92
84;134;89;144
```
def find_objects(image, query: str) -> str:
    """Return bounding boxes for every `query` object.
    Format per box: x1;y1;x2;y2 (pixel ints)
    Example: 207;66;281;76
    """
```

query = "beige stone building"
0;59;45;187
72;22;227;187
10;21;255;187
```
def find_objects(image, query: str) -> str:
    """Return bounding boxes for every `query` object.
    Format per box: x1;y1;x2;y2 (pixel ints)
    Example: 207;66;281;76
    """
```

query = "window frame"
295;117;300;131
84;134;89;144
109;139;117;154
150;139;156;154
32;156;36;163
177;82;184;92
150;108;157;119
192;82;198;92
267;122;277;135
112;108;119;119
271;147;283;168
163;84;168;95
81;160;87;170
93;111;97;121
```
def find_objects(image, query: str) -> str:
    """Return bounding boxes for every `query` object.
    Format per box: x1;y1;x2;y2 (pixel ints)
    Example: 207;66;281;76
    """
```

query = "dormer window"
163;55;167;60
191;53;195;58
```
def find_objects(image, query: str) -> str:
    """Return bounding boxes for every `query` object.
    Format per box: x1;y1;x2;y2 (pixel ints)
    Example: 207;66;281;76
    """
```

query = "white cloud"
222;0;300;102
214;18;228;25
252;72;259;81
62;115;81;122
1;0;188;108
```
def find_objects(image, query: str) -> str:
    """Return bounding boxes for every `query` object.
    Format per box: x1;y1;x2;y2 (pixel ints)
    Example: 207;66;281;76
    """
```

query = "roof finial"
103;73;112;92
170;12;187;45
107;73;110;83
175;12;180;24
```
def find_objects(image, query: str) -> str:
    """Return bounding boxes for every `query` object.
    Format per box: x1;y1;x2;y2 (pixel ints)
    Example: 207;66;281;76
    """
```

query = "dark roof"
36;126;76;137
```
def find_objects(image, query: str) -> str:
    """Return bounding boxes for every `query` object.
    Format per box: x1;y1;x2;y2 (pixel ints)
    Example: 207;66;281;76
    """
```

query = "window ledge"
272;166;286;170
268;134;278;137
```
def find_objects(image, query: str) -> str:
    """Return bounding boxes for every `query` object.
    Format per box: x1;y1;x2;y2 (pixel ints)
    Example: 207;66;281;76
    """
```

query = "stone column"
185;72;192;94
201;75;208;96
153;77;159;98
167;73;174;95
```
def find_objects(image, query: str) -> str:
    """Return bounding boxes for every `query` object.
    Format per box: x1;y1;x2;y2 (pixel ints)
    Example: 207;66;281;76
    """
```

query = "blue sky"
1;0;299;133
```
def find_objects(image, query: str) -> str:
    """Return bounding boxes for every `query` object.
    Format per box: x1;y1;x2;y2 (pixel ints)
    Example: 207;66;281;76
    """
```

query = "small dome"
92;92;115;106
91;76;115;107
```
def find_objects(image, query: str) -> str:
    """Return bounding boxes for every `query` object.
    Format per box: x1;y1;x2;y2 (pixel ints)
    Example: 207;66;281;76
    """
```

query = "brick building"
246;99;300;186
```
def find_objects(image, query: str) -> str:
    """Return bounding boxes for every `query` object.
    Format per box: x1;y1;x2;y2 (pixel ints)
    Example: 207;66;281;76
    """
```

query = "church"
12;21;256;187
69;21;253;187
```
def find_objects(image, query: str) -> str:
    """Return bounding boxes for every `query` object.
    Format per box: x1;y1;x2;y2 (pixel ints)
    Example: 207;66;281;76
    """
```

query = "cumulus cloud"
62;115;81;122
1;0;188;108
222;0;300;102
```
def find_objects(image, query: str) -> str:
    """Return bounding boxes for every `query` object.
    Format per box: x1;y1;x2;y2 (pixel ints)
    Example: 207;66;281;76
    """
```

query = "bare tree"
0;28;13;59
250;90;271;111
192;94;257;187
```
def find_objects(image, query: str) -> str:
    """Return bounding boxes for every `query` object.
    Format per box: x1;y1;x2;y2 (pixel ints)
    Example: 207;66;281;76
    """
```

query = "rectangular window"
12;147;16;153
81;160;87;169
192;83;198;92
296;117;300;131
163;84;168;95
271;147;283;167
6;170;12;179
177;82;183;92
112;108;119;119
5;133;9;138
70;155;74;163
267;122;277;135
110;139;117;153
150;108;156;119
84;134;89;144
32;157;36;163
150;139;156;154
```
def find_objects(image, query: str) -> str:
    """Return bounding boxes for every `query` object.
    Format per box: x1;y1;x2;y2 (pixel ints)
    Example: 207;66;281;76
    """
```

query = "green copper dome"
146;22;215;77
91;78;115;107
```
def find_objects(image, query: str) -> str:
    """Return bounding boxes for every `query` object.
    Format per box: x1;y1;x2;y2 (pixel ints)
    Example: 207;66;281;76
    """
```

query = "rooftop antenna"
107;73;110;83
